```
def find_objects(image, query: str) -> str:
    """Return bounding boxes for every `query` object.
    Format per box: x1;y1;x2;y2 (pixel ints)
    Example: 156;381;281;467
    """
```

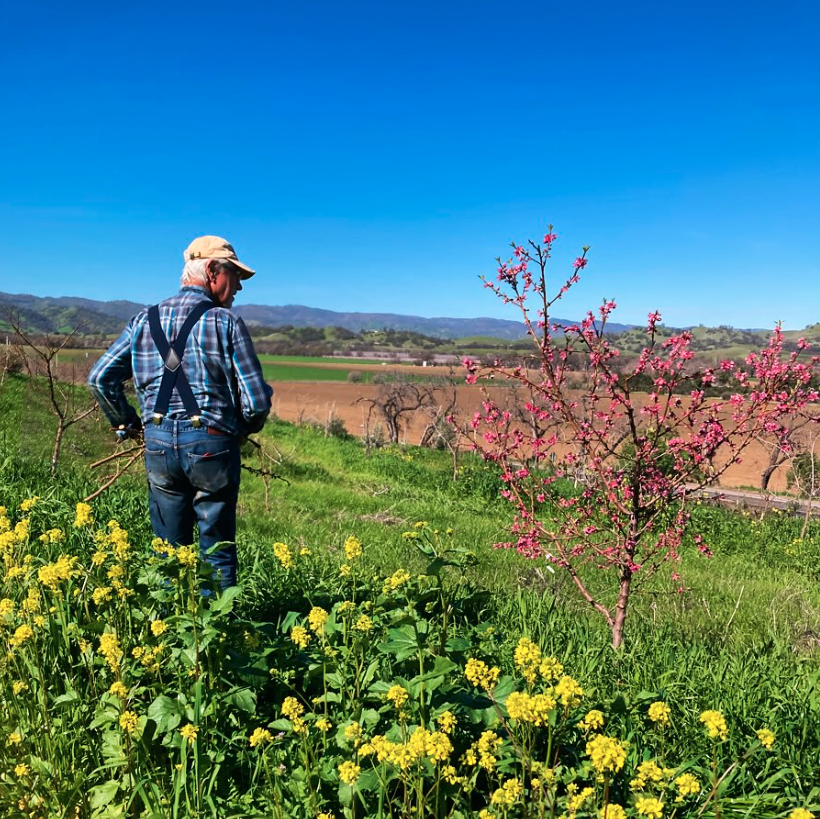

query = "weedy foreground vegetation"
0;374;819;818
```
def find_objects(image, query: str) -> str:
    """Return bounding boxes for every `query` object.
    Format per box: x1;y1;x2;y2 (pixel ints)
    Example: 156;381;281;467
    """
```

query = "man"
88;236;273;590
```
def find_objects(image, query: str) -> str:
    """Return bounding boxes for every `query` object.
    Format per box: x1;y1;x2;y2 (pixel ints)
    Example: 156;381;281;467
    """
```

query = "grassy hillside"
0;374;819;815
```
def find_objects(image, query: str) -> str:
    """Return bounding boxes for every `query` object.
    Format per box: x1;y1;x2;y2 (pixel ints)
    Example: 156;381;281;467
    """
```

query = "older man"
88;236;273;589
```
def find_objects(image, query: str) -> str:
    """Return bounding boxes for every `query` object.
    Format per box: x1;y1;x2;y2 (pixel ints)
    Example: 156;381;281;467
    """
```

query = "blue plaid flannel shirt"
88;286;273;437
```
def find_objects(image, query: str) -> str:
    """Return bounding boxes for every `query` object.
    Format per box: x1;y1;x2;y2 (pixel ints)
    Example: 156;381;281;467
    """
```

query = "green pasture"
1;372;819;815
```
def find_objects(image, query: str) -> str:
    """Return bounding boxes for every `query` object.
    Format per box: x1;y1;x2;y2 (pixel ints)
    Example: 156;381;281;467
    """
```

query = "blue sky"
1;0;818;329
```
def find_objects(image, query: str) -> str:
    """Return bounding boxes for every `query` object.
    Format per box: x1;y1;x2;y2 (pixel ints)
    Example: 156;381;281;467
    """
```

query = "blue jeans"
143;419;241;590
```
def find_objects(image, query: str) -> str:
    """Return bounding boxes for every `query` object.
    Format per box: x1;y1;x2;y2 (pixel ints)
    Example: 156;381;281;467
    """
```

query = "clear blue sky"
1;0;818;329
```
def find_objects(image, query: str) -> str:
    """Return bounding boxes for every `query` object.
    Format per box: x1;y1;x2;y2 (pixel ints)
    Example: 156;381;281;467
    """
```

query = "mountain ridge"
0;291;634;340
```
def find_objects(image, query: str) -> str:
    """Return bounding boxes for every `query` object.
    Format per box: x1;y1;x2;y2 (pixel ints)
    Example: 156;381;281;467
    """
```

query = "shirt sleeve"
230;316;273;435
88;319;141;429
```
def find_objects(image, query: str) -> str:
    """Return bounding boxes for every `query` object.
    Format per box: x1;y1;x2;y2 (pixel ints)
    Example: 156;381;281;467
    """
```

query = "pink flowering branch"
463;229;820;649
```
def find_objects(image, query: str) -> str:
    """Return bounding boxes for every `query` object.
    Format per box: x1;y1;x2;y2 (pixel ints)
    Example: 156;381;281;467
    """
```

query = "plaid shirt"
88;286;272;437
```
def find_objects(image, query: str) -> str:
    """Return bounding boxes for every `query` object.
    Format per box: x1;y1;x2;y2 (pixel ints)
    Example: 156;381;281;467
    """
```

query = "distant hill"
0;291;634;340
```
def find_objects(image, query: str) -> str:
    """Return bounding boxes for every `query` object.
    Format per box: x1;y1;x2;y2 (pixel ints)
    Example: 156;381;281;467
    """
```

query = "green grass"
258;355;395;365
1;374;819;815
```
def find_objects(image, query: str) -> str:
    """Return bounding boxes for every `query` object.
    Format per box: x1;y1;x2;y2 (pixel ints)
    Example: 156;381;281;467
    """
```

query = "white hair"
181;259;210;288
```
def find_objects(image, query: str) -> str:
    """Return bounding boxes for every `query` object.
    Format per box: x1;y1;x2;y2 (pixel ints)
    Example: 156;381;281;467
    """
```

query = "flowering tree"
464;228;819;649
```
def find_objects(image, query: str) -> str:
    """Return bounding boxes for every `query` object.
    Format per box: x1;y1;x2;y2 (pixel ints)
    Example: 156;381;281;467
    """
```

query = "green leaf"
90;780;120;810
223;687;256;715
208;585;240;616
147;694;182;734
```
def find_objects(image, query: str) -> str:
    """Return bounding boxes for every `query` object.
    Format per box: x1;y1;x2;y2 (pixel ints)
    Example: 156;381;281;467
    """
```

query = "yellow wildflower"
383;568;411;593
12;681;28;695
514;637;541;683
73;502;93;527
567;786;595;814
291;626;311;647
787;810;815;819
8;731;22;745
343;535;362;560
339;563;352;576
699;710;728;741
337;760;360;785
554;675;584;708
20;497;39;512
308;606;329;633
98;632;123;673
272;542;294;570
579;709;605;732
756;728;775;749
0;598;14;617
353;614;373;632
316;717;332;733
150;619;168;637
344;721;363;746
437;710;457;734
586;734;627;774
38;554;80;592
10;624;34;648
635;797;664;819
119;710;139;734
648;701;671;727
179;724;199;744
539;656;564;681
674;773;700;801
386;684;409;709
425;731;453;762
337;600;355;615
631;760;664;790
491;777;523;807
92;586;113;606
109;681;128;699
601;805;627;819
465;658;500;691
282;696;305;720
176;546;197;568
14;763;30;777
249;727;273;747
91;550;108;567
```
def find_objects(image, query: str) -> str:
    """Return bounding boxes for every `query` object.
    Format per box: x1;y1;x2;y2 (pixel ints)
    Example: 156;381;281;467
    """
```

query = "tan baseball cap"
183;235;256;279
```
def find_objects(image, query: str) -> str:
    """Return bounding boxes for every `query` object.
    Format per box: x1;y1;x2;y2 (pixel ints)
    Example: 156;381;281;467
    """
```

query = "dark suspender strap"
148;301;215;422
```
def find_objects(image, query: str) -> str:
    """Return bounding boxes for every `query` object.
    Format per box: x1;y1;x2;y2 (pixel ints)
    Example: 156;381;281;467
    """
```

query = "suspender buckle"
153;413;163;425
191;416;202;428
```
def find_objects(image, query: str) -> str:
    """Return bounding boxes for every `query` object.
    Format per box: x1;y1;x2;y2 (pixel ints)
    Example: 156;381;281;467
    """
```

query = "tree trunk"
51;422;65;476
611;571;632;650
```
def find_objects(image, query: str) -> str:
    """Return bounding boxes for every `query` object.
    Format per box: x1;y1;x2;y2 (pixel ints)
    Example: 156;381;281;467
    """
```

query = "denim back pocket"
144;447;174;489
187;449;235;494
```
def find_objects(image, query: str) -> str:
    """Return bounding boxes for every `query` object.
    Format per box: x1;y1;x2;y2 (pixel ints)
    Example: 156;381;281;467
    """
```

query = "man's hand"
114;421;143;443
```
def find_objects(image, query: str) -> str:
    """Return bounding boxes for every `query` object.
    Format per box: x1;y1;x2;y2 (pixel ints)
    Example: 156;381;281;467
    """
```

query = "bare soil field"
270;380;793;492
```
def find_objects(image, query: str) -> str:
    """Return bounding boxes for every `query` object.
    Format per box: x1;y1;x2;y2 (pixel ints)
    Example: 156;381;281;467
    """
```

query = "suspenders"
147;301;215;426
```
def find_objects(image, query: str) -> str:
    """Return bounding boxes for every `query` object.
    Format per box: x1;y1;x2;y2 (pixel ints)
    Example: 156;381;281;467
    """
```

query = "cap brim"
232;259;256;279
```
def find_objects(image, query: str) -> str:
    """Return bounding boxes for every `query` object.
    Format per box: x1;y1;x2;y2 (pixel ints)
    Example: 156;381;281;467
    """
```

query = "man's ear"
205;260;217;281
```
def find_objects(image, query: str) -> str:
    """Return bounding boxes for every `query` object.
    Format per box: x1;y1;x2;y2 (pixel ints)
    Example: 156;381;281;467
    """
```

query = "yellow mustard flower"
343;535;362;560
353;614;373;632
586;734;627;774
73;502;93;527
674;773;700;802
291;626;311;647
179;724;199;744
109;681;128;699
272;542;294;569
579;709;605;732
756;728;775;749
14;763;30;777
282;696;305;720
249;727;273;747
635;797;664;819
437;710;457;734
648;701;671;727
386;684;409;709
465;658;500;691
308;606;329;633
20;497;39;512
699;710;728;741
337;760;360;785
601;805;627;819
119;711;139;734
